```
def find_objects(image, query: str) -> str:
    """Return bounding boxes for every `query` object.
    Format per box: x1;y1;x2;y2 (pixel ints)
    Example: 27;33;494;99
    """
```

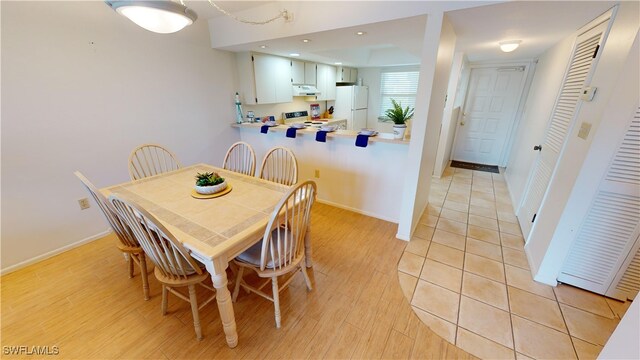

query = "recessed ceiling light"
356;31;366;36
259;45;267;49
302;39;310;43
334;62;342;65
289;53;300;57
499;40;521;53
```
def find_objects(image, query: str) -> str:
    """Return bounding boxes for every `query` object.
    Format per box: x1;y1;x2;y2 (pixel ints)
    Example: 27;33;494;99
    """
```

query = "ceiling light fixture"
356;31;366;36
302;39;310;43
106;0;292;34
334;62;342;65
289;53;300;57
105;1;197;34
260;45;268;49
499;40;521;53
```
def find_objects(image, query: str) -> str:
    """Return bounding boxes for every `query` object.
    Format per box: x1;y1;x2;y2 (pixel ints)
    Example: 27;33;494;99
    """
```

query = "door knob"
533;145;542;151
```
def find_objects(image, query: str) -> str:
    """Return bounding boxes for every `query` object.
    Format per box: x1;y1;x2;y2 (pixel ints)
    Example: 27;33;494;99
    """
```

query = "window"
379;67;420;118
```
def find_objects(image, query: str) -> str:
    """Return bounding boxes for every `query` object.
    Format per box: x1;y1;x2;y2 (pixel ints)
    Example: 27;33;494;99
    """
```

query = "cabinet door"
291;60;304;85
304;62;317;85
350;68;358;83
274;56;293;103
316;64;328;101
325;65;337;100
253;54;276;104
335;66;344;82
236;52;257;104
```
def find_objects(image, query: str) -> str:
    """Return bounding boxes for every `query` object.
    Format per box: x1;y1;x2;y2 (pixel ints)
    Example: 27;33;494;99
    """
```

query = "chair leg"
138;253;150;301
271;277;281;329
232;267;244;302
300;265;313;291
188;284;203;341
127;253;134;278
161;285;168;315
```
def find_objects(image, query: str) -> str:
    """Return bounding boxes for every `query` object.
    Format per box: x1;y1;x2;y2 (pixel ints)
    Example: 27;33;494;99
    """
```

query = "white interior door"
518;19;611;238
452;67;525;165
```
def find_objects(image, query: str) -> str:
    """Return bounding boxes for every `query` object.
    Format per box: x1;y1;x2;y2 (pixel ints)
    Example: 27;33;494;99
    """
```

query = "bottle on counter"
235;92;244;124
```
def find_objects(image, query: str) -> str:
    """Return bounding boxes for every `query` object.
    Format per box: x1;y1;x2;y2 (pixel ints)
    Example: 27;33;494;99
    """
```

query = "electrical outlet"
78;198;90;210
314;169;320;178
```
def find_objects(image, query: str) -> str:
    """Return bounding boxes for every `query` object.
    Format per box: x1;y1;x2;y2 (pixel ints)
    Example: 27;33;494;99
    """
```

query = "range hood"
293;85;321;96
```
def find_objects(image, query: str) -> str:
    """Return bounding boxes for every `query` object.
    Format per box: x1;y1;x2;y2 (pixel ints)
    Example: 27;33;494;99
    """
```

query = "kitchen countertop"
231;122;410;145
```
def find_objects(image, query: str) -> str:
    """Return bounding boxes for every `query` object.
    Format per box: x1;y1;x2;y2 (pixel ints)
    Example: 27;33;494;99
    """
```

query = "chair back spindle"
259;146;298;186
128;144;182;180
260;181;316;272
109;195;203;280
74;171;138;249
223;142;256;176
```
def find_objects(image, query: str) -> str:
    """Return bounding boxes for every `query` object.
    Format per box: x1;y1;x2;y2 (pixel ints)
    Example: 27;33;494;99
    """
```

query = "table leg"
304;224;313;268
204;257;238;348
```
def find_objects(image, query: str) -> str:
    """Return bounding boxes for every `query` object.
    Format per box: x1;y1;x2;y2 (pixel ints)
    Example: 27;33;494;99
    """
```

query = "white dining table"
102;164;313;348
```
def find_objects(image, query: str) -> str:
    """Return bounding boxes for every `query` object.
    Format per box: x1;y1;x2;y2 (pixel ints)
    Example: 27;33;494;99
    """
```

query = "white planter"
393;124;407;140
195;181;227;195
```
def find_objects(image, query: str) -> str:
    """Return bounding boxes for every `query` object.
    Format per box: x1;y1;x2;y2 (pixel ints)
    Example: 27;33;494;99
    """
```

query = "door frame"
450;61;532;167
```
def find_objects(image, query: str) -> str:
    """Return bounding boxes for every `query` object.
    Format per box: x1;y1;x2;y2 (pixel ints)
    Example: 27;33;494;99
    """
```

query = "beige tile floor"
398;167;633;360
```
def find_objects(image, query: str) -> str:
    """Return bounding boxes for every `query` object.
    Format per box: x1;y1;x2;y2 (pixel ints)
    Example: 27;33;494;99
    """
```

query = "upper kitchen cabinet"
316;64;336;101
304;62;317;85
336;66;358;83
236;52;292;105
292;60;317;86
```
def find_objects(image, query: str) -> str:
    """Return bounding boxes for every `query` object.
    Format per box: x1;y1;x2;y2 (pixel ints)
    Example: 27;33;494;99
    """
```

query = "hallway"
397;167;633;359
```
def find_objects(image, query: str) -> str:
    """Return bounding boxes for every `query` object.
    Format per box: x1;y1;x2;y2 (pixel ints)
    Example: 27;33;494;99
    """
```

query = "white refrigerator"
334;86;368;130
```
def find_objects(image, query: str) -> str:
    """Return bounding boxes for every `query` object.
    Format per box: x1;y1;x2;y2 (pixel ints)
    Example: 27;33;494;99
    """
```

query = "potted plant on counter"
384;99;414;140
194;172;227;195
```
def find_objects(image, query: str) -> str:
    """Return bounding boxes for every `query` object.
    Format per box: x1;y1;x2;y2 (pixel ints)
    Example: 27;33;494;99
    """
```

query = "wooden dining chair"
128;143;182;180
74;171;150;300
259;146;298;186
223;141;256;176
109;194;216;341
232;180;317;328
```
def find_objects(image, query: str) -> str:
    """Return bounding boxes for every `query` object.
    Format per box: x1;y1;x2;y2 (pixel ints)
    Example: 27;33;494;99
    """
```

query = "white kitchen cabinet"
236;52;292;105
291;60;305;85
304;62;317;85
336;66;358;83
317;64;336;101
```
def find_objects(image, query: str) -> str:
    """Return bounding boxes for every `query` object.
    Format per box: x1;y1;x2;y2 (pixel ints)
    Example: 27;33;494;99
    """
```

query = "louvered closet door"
558;107;640;299
518;18;611;238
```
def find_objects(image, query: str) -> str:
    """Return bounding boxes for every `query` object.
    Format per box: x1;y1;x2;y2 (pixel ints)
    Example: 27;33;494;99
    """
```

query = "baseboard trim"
1;229;111;275
316;198;398;224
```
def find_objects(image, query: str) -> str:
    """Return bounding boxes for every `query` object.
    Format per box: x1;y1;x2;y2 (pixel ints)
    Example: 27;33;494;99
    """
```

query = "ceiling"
187;1;617;66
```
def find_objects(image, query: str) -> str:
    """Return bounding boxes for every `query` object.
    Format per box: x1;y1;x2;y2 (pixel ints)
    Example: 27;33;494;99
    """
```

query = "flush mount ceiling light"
260;45;268;49
499;40;521;53
105;1;197;34
356;31;366;36
106;0;292;34
289;53;300;57
302;39;310;43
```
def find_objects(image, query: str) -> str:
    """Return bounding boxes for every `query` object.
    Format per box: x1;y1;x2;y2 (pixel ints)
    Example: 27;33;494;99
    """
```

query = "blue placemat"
316;130;328;142
260;125;270;134
355;134;370;147
286;127;299;138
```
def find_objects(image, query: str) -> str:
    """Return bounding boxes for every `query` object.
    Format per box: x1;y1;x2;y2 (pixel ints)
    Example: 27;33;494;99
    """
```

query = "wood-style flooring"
1;203;476;359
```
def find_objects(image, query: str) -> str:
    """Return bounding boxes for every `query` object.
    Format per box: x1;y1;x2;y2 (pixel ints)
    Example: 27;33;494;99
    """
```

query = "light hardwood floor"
1;203;476;359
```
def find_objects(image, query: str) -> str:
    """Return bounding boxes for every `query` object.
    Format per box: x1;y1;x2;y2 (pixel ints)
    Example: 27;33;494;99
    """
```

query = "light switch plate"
578;122;592;140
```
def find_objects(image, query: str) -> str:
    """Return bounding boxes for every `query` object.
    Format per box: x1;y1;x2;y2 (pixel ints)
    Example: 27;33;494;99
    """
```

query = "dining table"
101;163;313;348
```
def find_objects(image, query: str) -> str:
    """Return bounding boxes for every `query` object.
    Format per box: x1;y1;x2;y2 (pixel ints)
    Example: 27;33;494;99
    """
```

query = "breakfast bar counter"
233;122;409;223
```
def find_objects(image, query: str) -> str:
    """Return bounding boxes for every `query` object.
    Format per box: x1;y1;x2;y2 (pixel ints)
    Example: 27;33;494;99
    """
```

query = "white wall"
433;52;466;177
520;3;640;283
1;1;239;272
599;299;640;360
397;14;456;239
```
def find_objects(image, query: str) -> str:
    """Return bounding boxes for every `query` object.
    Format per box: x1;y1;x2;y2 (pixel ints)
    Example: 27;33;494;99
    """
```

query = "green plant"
384;99;414;125
195;172;225;186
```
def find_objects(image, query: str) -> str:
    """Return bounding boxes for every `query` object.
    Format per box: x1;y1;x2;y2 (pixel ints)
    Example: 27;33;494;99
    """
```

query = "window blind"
379;69;420;118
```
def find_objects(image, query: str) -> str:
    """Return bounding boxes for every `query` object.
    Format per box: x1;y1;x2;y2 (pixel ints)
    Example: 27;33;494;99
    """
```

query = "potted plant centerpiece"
194;172;227;195
385;99;414;140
